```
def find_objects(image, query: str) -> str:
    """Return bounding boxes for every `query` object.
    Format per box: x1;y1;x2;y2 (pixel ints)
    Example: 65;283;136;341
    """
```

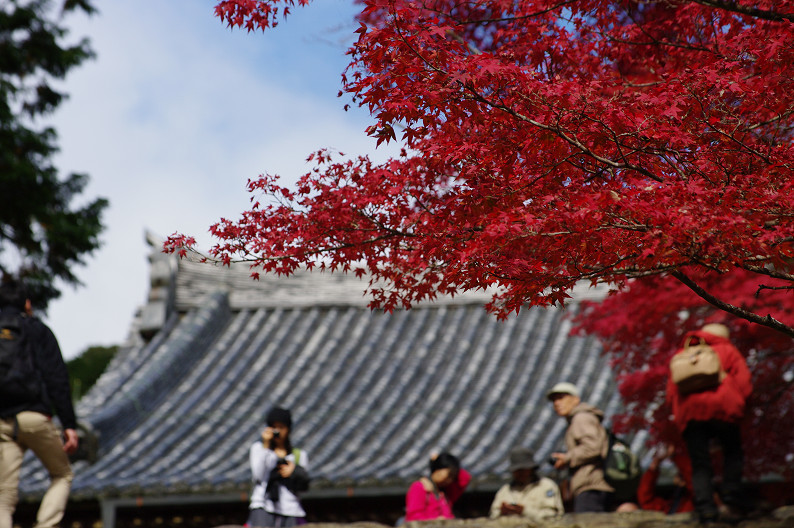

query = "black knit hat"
266;407;292;428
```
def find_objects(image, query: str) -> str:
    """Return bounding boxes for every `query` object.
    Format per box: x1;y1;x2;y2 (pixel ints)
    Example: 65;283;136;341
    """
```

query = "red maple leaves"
160;0;794;480
167;0;793;332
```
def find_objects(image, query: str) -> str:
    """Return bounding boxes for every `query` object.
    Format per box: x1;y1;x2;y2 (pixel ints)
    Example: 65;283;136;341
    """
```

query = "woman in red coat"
666;324;752;524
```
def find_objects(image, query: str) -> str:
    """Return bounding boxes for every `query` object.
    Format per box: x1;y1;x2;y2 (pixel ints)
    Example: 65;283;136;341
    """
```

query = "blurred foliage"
0;0;107;308
67;344;117;402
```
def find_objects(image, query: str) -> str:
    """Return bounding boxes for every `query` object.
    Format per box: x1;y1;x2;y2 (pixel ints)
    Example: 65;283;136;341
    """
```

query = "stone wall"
215;507;794;528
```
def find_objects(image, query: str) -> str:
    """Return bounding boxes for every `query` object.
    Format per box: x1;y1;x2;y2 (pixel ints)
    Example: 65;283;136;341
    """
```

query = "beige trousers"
0;412;73;528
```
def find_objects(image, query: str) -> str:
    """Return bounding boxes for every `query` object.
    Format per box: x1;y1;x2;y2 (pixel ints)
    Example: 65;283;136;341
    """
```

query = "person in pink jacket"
404;452;471;522
666;323;752;524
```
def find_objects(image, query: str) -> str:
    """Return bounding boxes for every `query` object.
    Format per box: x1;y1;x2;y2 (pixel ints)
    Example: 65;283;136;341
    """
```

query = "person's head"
266;406;292;443
701;323;730;339
429;452;460;489
0;276;26;311
547;382;581;417
616;502;639;513
508;447;538;485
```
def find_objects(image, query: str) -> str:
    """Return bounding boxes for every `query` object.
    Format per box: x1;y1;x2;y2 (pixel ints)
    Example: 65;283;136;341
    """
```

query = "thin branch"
467;89;665;182
756;284;794;295
691;0;794;23
741;263;794;282
748;108;794;131
423;1;576;27
672;270;794;337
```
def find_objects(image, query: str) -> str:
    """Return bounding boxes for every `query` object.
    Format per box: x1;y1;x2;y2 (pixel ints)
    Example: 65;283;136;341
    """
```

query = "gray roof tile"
20;255;643;499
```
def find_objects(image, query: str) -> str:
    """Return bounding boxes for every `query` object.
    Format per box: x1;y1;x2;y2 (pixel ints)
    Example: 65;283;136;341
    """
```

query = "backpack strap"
10;415;20;442
292;447;301;466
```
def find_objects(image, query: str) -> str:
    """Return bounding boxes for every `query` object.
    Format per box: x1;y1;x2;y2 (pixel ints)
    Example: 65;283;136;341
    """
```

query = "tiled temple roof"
20;241;644;499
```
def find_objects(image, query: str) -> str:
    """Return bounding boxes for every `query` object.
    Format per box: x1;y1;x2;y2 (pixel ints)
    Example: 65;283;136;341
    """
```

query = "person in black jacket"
0;277;78;528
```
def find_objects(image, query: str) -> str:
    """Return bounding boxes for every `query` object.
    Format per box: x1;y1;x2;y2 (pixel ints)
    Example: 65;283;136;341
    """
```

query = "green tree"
67;344;117;402
0;0;107;308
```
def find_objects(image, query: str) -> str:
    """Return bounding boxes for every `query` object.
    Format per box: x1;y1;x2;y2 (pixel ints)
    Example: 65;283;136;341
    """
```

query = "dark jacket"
0;306;77;430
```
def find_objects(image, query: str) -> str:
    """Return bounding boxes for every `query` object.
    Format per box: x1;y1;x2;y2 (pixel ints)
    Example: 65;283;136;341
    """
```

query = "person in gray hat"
547;382;614;513
489;447;564;520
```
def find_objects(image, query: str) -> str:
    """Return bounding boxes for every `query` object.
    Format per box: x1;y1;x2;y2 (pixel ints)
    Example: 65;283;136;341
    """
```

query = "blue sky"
46;1;398;359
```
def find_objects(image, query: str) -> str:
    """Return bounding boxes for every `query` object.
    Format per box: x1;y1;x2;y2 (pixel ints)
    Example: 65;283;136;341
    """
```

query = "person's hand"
500;502;524;516
278;460;295;478
650;444;674;471
62;429;79;454
551;452;568;470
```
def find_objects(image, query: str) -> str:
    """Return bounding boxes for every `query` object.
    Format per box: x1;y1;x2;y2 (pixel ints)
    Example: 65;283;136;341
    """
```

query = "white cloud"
45;0;399;358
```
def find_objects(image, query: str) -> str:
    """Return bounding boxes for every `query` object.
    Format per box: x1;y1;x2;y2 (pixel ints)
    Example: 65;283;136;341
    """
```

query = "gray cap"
508;447;539;471
546;382;579;400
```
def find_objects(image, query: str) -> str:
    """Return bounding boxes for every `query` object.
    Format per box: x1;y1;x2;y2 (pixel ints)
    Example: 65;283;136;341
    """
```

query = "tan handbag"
669;337;725;395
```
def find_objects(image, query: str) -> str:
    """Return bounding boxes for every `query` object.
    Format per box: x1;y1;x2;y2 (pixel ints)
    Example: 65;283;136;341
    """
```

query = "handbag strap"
683;336;705;351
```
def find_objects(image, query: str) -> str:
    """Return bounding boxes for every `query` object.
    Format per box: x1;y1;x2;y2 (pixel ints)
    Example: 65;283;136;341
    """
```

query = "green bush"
67;345;118;402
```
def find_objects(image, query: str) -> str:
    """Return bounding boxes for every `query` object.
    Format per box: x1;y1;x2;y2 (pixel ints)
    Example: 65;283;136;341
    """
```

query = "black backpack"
0;311;42;405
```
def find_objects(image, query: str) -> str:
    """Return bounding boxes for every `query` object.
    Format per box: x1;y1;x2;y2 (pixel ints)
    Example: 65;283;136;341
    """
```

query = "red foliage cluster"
163;0;794;480
572;270;794;479
214;0;310;31
173;0;794;336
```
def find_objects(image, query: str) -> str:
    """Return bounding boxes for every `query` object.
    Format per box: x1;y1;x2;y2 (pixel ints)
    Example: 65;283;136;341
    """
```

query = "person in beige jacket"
489;446;564;520
548;382;614;512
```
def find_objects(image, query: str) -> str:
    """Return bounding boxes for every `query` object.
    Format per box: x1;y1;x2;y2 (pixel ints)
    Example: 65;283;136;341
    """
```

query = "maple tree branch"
447;0;578;25
584;113;679;174
387;16;671;185
748;108;794;131
757;284;794;295
604;24;717;57
740;263;794;283
466;89;665;182
706;123;773;164
585;260;690;280
672;270;794;337
683;83;777;164
352;208;419;239
595;3;723;57
690;0;794;22
445;30;482;55
221;231;403;265
388;3;460;80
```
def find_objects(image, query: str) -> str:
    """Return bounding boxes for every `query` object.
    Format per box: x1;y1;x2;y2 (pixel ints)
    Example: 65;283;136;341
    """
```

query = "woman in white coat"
246;407;310;528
